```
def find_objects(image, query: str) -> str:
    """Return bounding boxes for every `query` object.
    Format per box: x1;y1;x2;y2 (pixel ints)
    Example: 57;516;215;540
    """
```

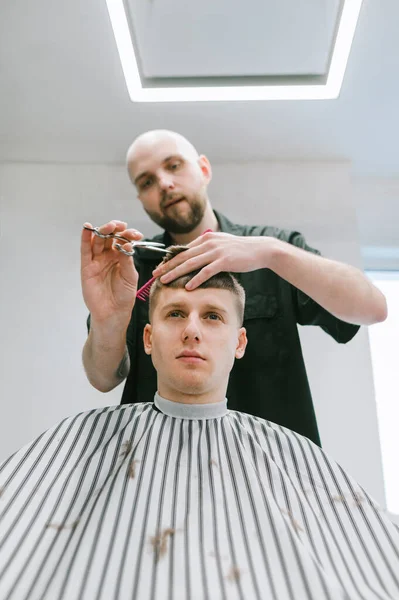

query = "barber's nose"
158;175;175;190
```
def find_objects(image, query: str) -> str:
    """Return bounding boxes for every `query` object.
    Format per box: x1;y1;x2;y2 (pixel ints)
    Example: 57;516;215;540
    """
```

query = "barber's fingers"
159;250;217;283
184;259;225;290
114;241;140;284
81;221;125;262
153;242;207;278
81;222;96;269
81;221;143;264
92;221;129;254
100;221;129;252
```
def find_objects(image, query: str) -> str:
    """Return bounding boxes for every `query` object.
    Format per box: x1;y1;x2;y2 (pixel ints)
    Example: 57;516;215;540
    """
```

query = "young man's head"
143;247;247;404
126;130;212;235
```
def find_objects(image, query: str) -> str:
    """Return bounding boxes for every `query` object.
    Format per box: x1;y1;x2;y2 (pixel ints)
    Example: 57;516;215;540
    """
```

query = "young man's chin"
162;374;214;397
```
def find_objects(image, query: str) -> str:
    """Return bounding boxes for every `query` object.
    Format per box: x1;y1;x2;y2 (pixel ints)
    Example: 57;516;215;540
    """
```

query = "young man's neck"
169;203;219;245
157;385;226;405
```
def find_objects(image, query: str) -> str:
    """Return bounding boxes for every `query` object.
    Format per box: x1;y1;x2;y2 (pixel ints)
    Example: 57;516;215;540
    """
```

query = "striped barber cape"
0;393;398;600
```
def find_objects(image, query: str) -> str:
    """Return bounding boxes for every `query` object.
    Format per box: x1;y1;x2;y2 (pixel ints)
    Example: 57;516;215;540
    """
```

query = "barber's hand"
81;220;143;323
152;232;272;289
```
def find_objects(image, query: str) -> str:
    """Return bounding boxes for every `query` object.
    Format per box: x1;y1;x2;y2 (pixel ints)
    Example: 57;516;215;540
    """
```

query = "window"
367;271;399;514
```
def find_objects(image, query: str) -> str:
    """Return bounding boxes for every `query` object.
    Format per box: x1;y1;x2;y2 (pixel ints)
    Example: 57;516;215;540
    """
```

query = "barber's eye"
140;179;151;191
169;162;180;170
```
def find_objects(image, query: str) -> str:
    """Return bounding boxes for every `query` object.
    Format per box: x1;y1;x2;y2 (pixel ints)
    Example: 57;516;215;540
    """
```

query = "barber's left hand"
152;232;274;290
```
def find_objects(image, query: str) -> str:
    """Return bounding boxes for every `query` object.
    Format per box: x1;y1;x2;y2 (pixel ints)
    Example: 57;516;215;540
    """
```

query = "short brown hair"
148;245;245;324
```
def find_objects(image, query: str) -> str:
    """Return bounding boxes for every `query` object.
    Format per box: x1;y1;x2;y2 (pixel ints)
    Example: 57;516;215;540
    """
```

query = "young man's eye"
207;313;222;321
168;311;183;318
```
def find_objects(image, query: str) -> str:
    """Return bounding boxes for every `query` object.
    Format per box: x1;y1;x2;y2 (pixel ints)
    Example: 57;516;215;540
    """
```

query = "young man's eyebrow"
202;304;229;316
160;302;186;314
160;302;229;316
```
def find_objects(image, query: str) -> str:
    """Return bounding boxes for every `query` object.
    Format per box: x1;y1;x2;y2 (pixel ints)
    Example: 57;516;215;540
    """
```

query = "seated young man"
0;248;398;600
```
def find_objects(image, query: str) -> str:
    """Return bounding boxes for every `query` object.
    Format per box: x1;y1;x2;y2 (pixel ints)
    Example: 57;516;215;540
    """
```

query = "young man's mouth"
177;350;205;363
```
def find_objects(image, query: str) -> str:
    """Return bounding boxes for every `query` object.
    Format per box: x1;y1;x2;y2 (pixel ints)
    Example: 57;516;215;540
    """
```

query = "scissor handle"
83;225;115;239
83;226;166;249
83;226;134;245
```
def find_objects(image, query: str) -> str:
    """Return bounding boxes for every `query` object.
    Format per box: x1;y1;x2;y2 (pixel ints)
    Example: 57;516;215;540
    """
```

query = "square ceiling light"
105;0;363;102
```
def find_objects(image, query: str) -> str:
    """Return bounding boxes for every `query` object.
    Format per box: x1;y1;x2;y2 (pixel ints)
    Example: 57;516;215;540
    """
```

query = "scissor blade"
132;241;165;248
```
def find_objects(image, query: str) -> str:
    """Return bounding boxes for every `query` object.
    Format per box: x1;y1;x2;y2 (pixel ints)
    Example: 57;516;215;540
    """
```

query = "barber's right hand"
81;220;143;323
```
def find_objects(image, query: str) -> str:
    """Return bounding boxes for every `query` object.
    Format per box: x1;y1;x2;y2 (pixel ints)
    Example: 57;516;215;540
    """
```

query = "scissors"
83;225;169;256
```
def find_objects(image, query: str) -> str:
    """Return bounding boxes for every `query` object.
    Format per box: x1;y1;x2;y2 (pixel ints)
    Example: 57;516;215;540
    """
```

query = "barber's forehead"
135;134;181;160
141;134;179;154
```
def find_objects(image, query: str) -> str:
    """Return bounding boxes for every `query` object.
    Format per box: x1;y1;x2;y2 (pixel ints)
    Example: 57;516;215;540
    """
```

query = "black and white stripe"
0;402;398;600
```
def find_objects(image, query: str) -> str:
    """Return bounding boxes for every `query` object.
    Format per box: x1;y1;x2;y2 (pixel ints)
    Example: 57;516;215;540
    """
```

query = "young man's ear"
235;327;247;359
143;324;153;355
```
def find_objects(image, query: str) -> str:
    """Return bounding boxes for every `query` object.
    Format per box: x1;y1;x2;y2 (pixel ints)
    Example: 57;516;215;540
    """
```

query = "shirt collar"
154;392;228;420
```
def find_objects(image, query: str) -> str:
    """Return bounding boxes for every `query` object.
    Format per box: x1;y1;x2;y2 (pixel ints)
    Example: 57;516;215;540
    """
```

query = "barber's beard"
145;193;207;234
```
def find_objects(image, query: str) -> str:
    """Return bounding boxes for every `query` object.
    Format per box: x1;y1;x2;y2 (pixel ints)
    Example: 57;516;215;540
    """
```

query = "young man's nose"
182;317;202;342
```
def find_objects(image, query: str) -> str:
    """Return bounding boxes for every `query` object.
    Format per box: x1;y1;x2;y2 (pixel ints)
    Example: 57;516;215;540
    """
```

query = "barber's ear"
143;324;153;355
235;327;247;359
198;154;212;184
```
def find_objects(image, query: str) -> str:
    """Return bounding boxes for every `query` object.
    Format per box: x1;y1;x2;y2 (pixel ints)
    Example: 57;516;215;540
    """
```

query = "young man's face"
127;135;211;235
143;287;247;403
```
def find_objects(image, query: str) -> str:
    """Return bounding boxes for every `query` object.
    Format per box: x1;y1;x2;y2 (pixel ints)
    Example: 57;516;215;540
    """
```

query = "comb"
135;229;213;302
136;275;157;301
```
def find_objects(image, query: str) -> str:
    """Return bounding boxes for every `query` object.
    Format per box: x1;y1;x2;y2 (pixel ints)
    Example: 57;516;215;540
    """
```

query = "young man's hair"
148;246;246;324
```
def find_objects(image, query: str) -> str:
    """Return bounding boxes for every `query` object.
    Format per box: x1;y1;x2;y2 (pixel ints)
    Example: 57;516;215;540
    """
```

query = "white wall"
353;176;399;270
0;161;387;510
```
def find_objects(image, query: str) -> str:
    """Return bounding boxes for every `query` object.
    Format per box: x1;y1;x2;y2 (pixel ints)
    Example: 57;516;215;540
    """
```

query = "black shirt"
87;211;360;447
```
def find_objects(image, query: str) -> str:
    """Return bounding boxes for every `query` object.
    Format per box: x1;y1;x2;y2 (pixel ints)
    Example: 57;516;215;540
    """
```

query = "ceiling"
132;0;338;78
0;0;398;176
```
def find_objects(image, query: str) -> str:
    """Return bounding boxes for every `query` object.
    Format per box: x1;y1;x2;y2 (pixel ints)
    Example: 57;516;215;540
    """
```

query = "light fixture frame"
105;0;363;102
